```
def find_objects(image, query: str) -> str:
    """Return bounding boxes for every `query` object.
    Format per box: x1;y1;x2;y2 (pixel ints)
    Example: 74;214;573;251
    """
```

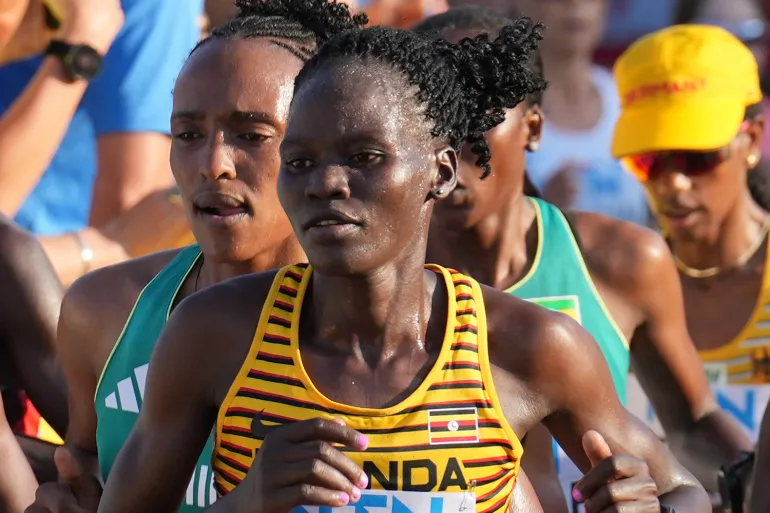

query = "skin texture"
424;25;752;509
98;58;708;513
0;383;38;513
750;404;770;513
25;36;307;513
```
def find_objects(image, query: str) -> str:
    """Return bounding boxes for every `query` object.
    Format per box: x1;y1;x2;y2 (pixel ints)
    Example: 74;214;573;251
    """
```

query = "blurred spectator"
204;0;236;29
517;0;652;225
0;0;201;285
0;394;37;513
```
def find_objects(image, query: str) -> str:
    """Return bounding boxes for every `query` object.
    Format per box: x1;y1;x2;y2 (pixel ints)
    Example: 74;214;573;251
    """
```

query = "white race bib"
292;490;476;512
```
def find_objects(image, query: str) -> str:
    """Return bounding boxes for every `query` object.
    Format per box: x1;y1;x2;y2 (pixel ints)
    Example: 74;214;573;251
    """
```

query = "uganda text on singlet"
213;264;524;513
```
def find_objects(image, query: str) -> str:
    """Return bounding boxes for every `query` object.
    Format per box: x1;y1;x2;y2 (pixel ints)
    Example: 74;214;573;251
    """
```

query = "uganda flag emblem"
428;408;479;445
527;295;582;325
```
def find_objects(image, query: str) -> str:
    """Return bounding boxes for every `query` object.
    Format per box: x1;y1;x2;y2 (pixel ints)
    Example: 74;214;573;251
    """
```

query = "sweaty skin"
98;57;708;513
420;24;751;505
27;37;306;512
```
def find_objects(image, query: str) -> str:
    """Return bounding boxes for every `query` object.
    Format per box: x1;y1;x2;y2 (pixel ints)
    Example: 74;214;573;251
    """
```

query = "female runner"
23;1;369;511
98;4;710;512
417;6;753;510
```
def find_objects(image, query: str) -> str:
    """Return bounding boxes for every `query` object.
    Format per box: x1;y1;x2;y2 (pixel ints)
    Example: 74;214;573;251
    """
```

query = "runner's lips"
193;193;250;216
302;211;361;230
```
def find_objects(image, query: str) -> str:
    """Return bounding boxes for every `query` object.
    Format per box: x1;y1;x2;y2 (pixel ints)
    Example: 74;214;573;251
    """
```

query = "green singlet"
508;197;629;402
94;245;216;512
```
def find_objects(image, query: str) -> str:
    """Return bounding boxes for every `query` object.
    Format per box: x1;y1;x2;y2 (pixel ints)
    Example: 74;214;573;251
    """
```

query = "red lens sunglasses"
622;121;751;182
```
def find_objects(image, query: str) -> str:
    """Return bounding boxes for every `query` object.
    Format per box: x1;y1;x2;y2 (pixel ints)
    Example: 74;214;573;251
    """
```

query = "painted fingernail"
572;488;584;503
339;492;350;505
359;473;369;488
357;434;369;449
351;488;361;500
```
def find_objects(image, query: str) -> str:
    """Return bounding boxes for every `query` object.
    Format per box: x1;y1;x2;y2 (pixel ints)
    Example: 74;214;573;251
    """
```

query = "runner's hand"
25;445;102;513
57;0;124;55
239;416;369;513
572;430;661;512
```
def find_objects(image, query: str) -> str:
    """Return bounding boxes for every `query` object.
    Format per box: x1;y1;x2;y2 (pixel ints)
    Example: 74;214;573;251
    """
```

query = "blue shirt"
0;0;203;236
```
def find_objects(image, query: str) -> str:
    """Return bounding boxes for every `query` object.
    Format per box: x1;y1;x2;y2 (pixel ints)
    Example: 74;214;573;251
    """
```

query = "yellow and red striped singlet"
213;264;523;512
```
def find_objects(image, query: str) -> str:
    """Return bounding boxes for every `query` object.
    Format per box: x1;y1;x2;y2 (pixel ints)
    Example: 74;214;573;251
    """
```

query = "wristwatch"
44;40;103;82
660;506;676;513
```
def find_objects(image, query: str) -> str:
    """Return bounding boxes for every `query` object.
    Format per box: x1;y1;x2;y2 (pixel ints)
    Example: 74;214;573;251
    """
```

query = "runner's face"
170;38;301;262
644;118;763;241
279;60;457;275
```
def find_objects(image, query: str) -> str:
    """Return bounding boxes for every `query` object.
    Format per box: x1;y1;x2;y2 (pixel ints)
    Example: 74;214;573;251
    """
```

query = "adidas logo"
104;364;148;413
104;363;217;507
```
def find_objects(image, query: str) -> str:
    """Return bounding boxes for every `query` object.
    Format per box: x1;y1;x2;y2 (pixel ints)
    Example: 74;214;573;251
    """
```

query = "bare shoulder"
152;269;282;404
59;249;184;370
569;211;672;292
482;285;599;405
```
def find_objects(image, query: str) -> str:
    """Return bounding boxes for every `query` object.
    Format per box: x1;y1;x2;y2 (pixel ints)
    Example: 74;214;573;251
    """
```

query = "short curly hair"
294;15;547;179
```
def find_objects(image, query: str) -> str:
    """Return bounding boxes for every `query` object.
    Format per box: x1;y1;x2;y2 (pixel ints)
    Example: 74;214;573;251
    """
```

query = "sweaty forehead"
173;38;304;121
287;59;432;146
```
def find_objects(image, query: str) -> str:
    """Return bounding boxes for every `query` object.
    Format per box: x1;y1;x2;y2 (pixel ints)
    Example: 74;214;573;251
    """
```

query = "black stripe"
279;286;298;298
450;342;478;352
463;456;512;468
428;407;477;417
238;389;349;415
284;271;303;283
216;468;241;487
216;454;250;475
222;426;250;437
430;423;477;433
255;353;293;365
247;370;305;388
267;316;292;329
454;325;478;334
342;440;513;453
273;301;294;313
219;441;253;458
213;480;227;496
477;472;516;504
428;382;483;391
442;362;480;371
262;334;291;346
457;294;473;301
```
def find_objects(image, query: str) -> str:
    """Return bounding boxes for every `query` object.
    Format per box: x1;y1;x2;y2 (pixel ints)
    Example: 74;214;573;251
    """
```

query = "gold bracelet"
72;231;94;276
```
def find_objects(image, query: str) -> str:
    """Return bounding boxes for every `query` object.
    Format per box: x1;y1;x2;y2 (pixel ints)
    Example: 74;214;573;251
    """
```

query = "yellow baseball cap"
611;24;763;159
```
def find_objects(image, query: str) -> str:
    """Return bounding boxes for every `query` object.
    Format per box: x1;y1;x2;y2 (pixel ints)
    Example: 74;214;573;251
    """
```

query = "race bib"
703;362;728;386
292;490;476;512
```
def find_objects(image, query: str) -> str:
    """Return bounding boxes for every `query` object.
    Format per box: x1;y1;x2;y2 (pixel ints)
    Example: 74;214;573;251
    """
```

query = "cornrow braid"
192;0;367;62
295;18;546;178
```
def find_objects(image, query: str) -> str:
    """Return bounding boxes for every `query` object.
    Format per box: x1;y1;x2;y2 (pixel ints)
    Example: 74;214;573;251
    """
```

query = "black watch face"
67;46;102;80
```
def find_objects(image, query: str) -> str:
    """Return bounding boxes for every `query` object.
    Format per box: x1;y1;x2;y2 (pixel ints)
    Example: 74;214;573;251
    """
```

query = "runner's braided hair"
192;0;368;61
413;5;545;195
294;13;547;178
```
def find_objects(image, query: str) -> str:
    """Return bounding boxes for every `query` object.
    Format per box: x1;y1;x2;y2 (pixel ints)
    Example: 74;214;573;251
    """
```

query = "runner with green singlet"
418;6;754;511
18;1;396;510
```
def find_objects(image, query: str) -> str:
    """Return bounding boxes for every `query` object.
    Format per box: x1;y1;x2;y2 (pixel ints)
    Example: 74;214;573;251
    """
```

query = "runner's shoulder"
568;210;671;288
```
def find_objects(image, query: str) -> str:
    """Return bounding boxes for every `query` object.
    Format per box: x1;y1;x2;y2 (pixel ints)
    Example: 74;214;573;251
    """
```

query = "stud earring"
748;154;759;168
434;188;445;197
526;141;540;152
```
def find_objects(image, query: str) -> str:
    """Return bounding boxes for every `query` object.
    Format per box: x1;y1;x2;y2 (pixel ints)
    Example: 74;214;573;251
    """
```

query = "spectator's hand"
0;0;55;64
102;187;195;258
25;445;101;513
542;161;586;210
58;0;124;55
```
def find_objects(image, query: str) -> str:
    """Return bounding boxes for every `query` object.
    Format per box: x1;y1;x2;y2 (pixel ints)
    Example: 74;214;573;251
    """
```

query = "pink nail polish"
359;474;369;488
357;434;369;449
572;488;584;503
339;492;350;505
352;488;361;500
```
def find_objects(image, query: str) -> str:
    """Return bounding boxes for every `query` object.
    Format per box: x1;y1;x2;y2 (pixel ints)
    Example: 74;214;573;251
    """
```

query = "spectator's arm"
85;0;203;227
0;0;28;49
0;2;123;217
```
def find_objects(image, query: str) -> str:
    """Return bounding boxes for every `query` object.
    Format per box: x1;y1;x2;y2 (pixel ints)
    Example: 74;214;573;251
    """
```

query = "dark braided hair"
293;16;547;178
192;0;367;61
413;5;545;197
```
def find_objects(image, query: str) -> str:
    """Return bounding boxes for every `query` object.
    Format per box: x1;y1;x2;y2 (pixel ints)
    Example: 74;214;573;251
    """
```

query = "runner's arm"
750;406;770;513
625;229;752;491
0;216;67;436
509;307;711;511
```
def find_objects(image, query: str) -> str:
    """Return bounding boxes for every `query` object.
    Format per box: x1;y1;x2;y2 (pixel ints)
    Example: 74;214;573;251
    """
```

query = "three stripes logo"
104;364;148;413
427;408;479;445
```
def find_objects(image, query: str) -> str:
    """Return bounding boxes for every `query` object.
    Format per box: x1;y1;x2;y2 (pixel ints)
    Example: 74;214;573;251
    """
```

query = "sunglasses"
622;122;749;182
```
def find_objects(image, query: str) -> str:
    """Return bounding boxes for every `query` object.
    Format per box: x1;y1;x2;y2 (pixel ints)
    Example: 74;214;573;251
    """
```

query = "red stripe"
224;406;297;423
453;279;473;288
222;424;250;434
476;468;508;486
268;315;291;324
285;270;303;281
479;493;509;513
429;418;477;429
429;379;481;388
220;440;252;455
450;342;477;350
279;285;297;294
454;324;477;331
477;472;515;502
256;351;292;362
274;300;294;310
429;434;479;443
217;453;250;474
456;308;476;316
420;398;490;410
216;466;243;486
464;455;511;466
